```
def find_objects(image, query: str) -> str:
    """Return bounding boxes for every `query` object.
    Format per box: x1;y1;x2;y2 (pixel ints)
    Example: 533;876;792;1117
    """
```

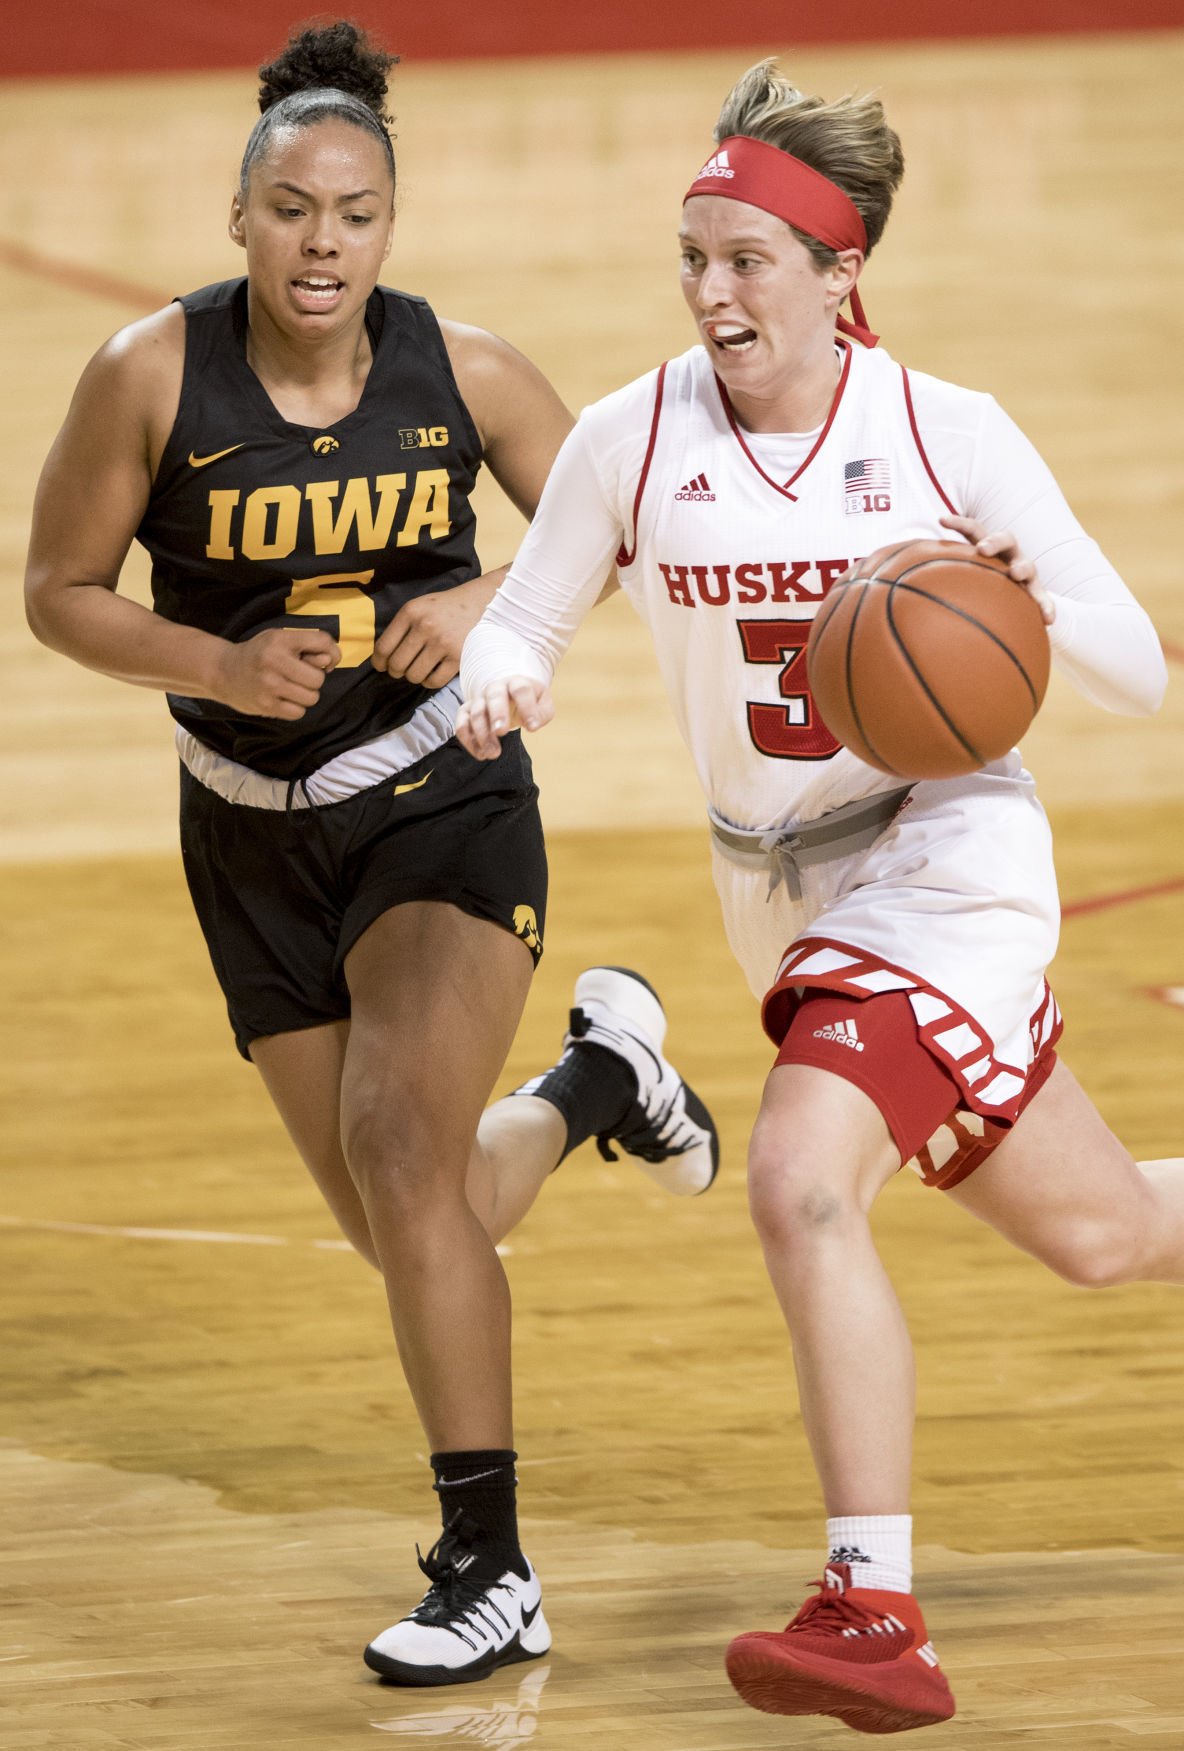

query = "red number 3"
737;619;841;761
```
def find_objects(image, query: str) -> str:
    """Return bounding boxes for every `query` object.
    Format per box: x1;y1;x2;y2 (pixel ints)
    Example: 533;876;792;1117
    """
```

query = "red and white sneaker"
725;1562;956;1734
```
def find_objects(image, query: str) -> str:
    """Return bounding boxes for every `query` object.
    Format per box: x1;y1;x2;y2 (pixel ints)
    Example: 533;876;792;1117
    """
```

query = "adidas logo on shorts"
675;471;715;501
812;1017;864;1052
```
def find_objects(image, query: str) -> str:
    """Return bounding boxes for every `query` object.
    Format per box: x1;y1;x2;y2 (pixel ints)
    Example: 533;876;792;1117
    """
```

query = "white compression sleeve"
964;399;1166;716
461;420;626;699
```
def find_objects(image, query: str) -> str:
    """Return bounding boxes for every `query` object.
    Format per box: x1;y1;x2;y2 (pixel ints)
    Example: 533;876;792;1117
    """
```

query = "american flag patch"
844;458;891;494
843;457;891;513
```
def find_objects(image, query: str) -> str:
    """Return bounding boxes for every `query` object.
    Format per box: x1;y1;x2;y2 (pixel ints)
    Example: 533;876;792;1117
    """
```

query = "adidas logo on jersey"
812;1017;864;1052
696;148;734;180
675;472;716;501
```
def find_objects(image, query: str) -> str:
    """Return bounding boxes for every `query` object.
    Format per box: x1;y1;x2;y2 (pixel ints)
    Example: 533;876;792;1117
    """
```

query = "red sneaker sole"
725;1640;956;1734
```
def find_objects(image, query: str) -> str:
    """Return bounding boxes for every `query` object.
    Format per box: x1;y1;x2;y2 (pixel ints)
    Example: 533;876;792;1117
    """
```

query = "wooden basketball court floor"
2;28;1183;1750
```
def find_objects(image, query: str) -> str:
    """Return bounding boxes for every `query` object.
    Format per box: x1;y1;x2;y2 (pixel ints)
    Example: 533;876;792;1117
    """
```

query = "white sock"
826;1514;912;1595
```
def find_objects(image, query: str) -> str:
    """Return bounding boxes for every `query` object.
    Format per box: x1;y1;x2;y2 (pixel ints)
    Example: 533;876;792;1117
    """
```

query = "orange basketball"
806;539;1051;779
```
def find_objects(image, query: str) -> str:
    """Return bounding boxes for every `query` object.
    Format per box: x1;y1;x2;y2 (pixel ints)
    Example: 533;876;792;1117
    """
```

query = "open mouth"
706;321;757;354
291;274;344;303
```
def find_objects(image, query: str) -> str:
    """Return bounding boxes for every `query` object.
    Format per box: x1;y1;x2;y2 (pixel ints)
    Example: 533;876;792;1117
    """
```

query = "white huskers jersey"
462;338;1164;1143
615;339;993;830
609;340;1060;1130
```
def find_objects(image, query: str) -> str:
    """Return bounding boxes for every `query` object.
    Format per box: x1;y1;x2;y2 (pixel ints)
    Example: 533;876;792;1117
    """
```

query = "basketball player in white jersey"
457;60;1182;1735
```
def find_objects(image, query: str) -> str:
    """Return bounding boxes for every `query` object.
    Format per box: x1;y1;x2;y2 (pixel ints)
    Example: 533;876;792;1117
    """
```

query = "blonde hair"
714;60;904;263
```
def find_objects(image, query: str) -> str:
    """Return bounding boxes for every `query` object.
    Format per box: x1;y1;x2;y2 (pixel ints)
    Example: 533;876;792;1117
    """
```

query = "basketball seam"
856;541;914;579
884;585;984;764
878;576;1042;709
845;587;902;776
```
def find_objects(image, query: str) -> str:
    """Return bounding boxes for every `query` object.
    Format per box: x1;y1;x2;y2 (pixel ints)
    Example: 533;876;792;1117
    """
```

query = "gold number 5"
284;570;377;669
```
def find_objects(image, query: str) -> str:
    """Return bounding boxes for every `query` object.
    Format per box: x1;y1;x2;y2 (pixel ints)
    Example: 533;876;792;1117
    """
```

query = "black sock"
515;1038;637;1160
431;1448;523;1564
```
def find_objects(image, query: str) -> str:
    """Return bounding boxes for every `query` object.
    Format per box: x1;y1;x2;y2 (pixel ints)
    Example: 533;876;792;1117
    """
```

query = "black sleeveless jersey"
138;278;483;777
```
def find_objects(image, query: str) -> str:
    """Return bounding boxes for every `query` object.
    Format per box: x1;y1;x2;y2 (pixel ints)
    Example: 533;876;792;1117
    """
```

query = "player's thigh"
249;1019;379;1266
945;1058;1153;1281
341;899;535;1182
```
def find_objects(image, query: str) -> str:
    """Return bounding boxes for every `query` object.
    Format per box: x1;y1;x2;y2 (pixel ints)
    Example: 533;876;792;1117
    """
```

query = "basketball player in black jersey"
24;21;718;1686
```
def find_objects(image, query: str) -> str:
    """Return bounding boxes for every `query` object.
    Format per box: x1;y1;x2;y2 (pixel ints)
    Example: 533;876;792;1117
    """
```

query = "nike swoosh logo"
393;771;433;797
521;1599;541;1629
188;444;245;468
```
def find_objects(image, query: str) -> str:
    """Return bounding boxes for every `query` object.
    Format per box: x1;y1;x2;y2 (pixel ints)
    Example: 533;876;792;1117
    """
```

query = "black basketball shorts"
179;735;547;1058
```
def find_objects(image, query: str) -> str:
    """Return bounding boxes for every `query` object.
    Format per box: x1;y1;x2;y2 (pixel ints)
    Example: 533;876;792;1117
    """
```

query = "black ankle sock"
431;1448;522;1562
518;1039;637;1160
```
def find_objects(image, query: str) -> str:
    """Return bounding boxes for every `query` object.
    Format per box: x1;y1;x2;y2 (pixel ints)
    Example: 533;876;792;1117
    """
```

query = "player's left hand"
940;514;1056;626
372;571;506;686
457;678;554;760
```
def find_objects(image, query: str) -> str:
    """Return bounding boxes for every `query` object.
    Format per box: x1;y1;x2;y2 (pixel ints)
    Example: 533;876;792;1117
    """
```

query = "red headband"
684;134;877;347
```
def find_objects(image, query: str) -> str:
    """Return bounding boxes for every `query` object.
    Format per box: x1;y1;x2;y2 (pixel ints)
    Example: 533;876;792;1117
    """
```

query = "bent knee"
342;1097;467;1211
746;1136;857;1250
1037;1222;1145;1290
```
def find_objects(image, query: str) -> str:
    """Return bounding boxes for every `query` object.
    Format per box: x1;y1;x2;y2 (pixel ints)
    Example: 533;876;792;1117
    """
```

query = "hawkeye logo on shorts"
400;426;449;449
513;904;542;956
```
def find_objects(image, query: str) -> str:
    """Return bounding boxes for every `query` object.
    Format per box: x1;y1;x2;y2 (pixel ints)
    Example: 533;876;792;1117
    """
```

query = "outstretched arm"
457;417;627;759
374;322;586;688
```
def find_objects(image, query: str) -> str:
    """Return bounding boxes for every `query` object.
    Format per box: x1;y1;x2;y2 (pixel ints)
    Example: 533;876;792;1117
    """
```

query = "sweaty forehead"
252;116;393;188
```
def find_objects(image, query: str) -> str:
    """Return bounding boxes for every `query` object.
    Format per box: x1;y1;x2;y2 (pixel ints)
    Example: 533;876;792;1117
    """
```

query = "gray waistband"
709;785;913;900
176;680;462;809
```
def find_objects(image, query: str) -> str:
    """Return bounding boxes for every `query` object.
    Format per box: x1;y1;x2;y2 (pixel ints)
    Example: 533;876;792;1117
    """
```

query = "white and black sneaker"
364;1514;550;1687
561;966;719;1196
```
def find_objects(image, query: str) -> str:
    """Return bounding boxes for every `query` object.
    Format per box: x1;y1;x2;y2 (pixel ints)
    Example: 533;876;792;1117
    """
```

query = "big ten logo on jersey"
658;557;854;609
204;470;452;562
843;458;891;515
400;426;449;449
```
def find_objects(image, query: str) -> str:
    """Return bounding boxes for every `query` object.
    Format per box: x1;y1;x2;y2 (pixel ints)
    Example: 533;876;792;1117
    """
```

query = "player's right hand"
456;677;554;760
214;628;341;718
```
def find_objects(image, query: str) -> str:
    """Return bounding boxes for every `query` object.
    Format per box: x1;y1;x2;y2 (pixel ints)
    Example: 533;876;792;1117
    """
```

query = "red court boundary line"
6;243;168;314
1064;875;1184;920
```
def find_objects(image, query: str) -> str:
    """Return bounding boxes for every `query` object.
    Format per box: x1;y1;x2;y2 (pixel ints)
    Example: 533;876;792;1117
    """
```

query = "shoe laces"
787;1580;894;1639
409;1514;514;1648
568;1003;700;1164
596;1086;697;1163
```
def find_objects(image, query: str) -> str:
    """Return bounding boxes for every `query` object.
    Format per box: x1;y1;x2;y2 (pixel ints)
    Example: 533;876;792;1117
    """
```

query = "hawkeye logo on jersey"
204;470;453;561
400;426;449;449
311;434;340;455
675;471;715;502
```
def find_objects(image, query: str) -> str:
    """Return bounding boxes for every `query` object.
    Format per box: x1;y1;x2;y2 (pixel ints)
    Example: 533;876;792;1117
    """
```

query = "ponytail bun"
258;21;396;125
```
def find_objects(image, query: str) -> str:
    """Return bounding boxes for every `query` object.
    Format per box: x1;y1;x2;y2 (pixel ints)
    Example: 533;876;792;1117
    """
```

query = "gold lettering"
396;468;452;547
306;474;406;555
241;486;301;560
205;489;240;560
